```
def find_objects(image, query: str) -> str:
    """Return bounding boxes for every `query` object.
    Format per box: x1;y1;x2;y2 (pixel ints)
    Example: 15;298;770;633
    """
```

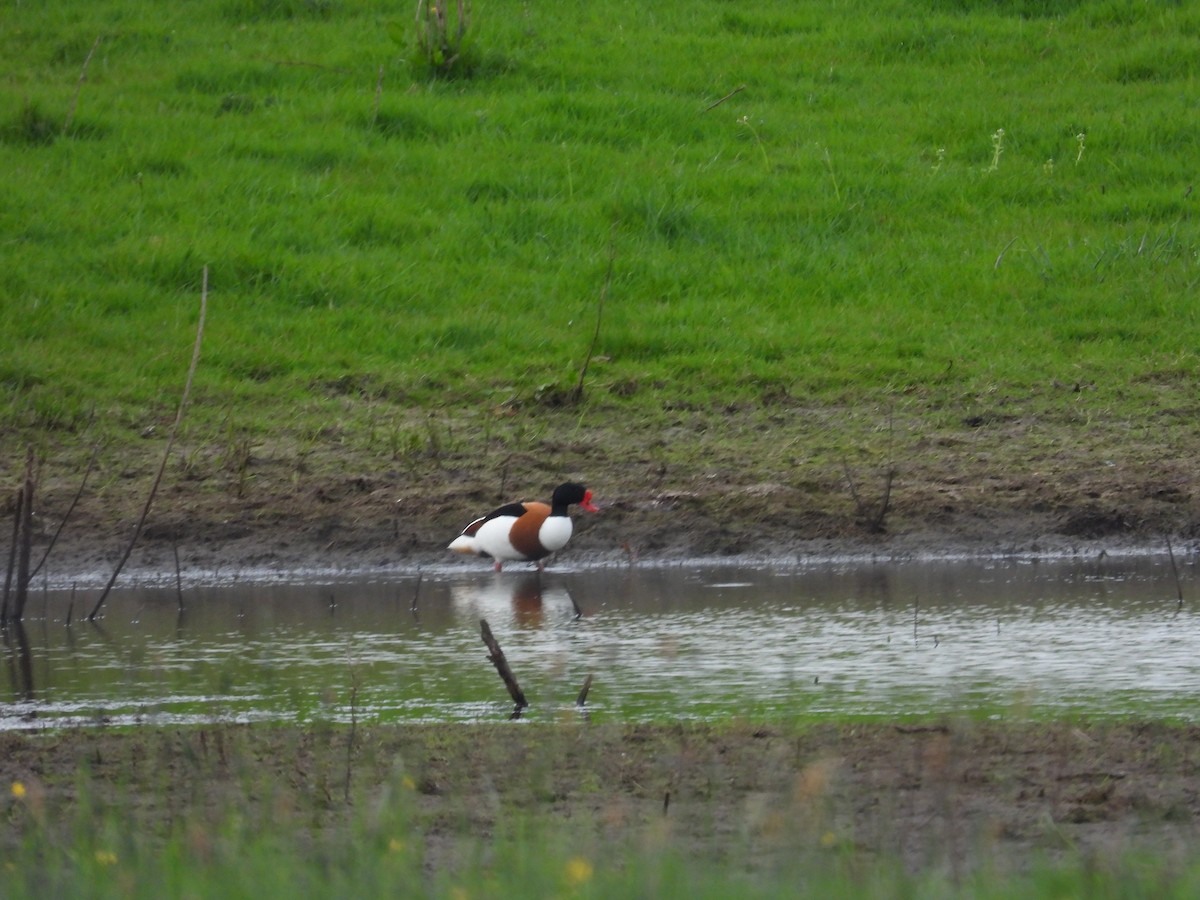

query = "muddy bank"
16;460;1200;588
9;402;1200;585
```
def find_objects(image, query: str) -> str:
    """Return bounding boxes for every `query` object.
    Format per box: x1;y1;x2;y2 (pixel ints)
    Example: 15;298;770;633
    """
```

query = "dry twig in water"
481;618;528;710
2;450;36;623
576;674;593;707
1166;535;1185;613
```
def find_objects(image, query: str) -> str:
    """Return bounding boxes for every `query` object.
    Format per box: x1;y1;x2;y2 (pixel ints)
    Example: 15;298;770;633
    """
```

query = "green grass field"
4;0;1198;452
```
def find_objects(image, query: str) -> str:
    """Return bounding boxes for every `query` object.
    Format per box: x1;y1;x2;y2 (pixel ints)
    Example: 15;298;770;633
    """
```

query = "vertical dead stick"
1166;535;1184;612
2;488;22;621
575;674;593;707
172;540;184;611
64;35;102;136
11;450;36;622
410;572;423;612
88;267;208;621
480;618;528;708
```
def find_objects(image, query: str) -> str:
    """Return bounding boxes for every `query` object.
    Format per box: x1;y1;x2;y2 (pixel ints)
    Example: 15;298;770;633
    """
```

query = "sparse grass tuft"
410;0;475;78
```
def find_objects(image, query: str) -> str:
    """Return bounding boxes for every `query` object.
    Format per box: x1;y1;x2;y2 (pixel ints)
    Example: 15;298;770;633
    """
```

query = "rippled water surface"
4;556;1199;729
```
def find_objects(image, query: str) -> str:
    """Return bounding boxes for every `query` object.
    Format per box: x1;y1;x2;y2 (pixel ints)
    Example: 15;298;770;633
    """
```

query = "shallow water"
3;556;1199;729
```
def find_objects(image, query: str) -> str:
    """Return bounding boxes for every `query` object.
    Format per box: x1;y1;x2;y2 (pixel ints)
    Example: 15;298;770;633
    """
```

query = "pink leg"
494;560;503;572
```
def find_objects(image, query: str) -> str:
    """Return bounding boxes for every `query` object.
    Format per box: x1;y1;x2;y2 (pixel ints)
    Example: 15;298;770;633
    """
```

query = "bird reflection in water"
449;573;582;629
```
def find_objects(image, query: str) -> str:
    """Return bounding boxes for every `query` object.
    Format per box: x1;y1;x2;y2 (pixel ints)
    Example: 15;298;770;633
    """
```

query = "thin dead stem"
30;445;99;580
88;267;208;621
703;84;746;113
841;409;897;534
63;35;102;136
2;451;36;623
994;236;1019;270
571;226;616;404
1166;535;1185;613
410;572;423;612
576;674;593;707
173;540;184;612
12;450;36;622
2;488;22;622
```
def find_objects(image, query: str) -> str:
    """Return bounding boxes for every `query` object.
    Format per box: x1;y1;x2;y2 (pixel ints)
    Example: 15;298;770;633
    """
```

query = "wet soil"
12;402;1200;583
3;720;1199;876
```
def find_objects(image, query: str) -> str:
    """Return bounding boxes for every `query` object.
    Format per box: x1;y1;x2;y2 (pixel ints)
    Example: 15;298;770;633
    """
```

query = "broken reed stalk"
1165;535;1184;612
4;450;38;623
2;488;22;622
575;674;593;707
480;618;528;709
871;467;896;533
88;267;208;621
994;236;1019;270
63;35;102;136
703;83;746;113
30;444;99;581
13;450;35;622
410;572;423;612
172;540;184;612
570;226;616;404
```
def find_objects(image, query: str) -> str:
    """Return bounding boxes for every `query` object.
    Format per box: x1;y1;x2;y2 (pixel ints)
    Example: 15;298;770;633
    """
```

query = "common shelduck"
448;482;598;571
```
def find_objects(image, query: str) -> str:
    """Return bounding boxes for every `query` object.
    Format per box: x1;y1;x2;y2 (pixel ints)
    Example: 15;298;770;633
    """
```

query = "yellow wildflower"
564;856;593;888
11;782;26;799
95;850;118;867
